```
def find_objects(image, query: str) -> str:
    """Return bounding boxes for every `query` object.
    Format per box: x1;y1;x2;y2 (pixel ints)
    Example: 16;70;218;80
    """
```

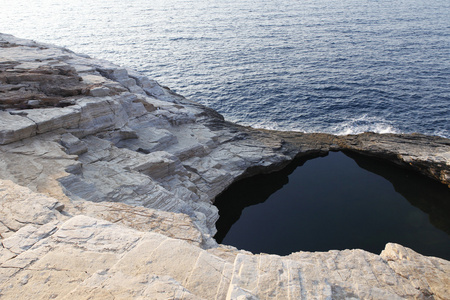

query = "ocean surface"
2;0;449;136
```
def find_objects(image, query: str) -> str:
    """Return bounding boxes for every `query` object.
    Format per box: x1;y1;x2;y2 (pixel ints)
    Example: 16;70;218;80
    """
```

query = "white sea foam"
244;114;400;136
331;115;400;136
247;120;285;132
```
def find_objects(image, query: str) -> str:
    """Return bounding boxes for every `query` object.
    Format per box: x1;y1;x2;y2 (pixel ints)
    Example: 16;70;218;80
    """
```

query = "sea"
2;0;449;137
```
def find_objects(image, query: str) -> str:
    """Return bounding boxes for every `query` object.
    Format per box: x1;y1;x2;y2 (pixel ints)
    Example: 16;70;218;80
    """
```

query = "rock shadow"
213;153;324;243
345;151;450;236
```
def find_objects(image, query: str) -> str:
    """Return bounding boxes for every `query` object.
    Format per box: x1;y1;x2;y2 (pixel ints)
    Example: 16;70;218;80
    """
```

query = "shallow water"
2;0;449;137
214;152;450;259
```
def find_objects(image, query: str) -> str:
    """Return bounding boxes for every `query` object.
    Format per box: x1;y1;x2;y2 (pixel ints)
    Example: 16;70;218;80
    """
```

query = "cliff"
0;33;449;299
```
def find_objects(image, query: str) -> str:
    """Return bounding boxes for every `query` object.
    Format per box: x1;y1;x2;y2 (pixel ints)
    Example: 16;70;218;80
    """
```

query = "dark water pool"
214;151;450;260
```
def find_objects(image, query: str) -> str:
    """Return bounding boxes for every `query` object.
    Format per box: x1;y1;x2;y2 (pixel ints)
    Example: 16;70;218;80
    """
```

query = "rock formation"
0;33;449;299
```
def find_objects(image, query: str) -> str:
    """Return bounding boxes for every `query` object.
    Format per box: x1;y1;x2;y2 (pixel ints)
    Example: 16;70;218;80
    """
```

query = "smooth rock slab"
26;107;81;134
0;179;65;238
2;212;449;299
0;112;36;145
75;201;205;247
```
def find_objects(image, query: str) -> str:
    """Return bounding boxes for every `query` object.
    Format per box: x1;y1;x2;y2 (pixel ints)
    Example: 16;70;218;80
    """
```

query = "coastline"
1;33;449;299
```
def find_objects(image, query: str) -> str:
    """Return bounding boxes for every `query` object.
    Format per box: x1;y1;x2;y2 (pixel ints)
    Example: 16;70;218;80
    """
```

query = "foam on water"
331;115;400;135
245;114;400;135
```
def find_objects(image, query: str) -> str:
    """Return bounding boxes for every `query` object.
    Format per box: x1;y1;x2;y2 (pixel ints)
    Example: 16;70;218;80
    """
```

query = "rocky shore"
1;33;449;299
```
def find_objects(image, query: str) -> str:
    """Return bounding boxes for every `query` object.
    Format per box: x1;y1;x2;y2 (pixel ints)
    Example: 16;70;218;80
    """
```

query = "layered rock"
1;181;449;299
1;33;449;299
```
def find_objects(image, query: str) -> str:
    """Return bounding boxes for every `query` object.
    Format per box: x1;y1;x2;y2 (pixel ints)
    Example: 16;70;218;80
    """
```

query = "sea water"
214;152;450;259
2;0;449;137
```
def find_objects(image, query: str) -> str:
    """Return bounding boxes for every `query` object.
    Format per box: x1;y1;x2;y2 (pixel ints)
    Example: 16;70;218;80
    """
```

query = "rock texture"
1;33;449;299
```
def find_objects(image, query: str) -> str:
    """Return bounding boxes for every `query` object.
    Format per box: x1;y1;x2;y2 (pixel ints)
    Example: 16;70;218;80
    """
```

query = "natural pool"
214;151;450;260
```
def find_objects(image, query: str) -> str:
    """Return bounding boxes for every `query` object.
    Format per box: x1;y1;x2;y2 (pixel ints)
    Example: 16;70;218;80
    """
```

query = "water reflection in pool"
214;151;450;260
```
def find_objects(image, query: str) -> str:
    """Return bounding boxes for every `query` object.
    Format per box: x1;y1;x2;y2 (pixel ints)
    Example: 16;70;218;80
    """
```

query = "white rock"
0;179;65;238
89;86;110;97
27;100;41;107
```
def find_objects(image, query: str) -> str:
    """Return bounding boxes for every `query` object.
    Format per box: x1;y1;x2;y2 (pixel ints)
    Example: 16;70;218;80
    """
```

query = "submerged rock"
0;33;449;299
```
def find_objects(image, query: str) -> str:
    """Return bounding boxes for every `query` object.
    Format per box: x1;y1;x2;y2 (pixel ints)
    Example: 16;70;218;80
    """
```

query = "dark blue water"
214;152;450;259
2;0;449;137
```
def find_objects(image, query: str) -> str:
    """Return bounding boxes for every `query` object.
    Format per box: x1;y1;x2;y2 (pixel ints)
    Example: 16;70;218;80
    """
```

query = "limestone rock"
335;133;450;187
74;201;206;247
60;133;88;155
0;111;36;144
26;106;81;134
0;180;65;239
0;53;88;110
381;243;450;299
89;86;110;97
2;211;448;300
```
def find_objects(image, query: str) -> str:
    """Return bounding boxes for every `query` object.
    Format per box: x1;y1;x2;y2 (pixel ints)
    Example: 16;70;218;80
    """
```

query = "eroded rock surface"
1;182;449;299
1;33;449;299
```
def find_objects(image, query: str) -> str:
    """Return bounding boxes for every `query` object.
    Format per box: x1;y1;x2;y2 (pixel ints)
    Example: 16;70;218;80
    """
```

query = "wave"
243;114;401;136
331;115;400;136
